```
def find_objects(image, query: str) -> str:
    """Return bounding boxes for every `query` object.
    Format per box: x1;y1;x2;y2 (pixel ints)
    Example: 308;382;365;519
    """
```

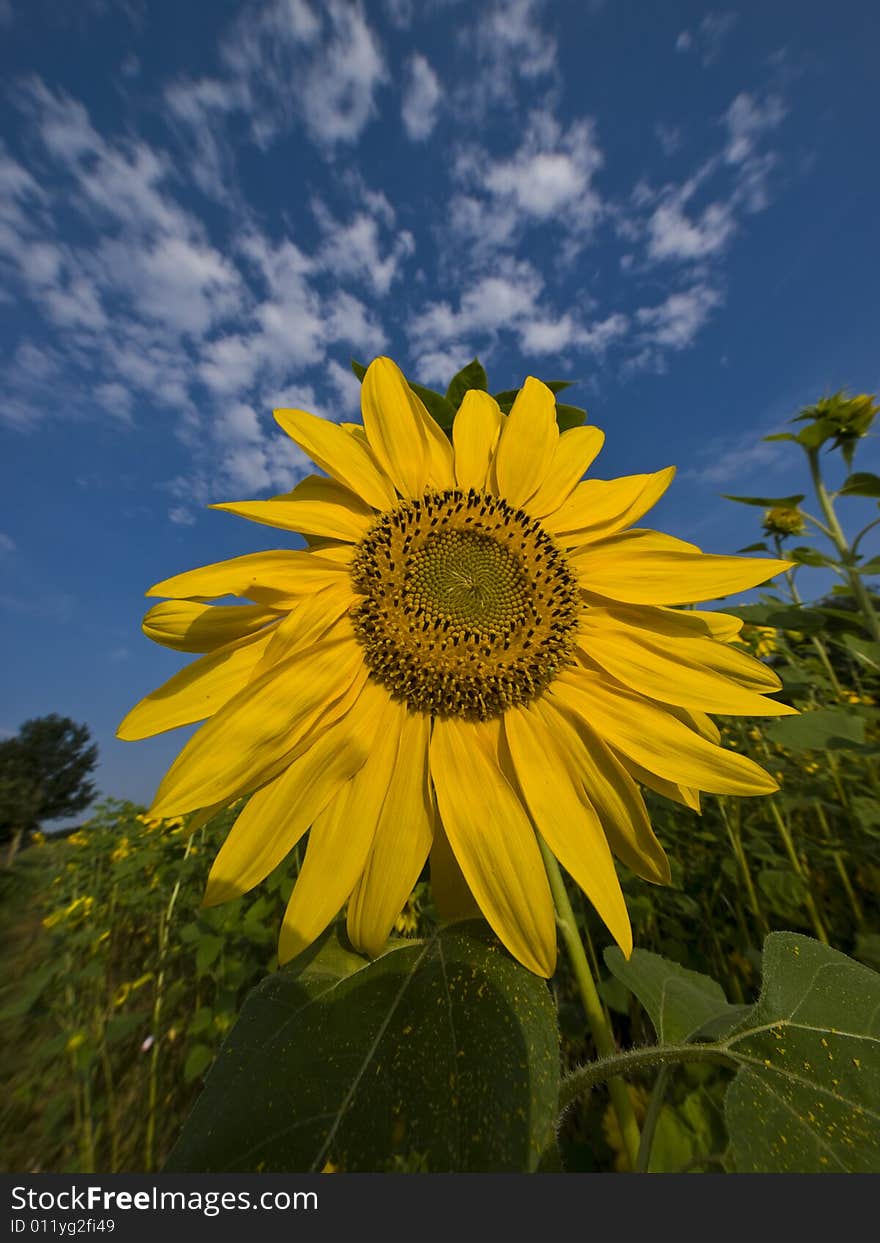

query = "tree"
0;715;98;865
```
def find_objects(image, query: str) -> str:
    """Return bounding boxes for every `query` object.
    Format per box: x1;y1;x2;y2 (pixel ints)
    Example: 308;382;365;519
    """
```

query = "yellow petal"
248;581;357;680
552;668;779;795
570;531;793;605
146;549;349;605
582;601;744;644
274;406;396;511
491;377;559;507
453;390;504;491
203;681;381;906
210;475;374;543
142;601;280;652
615;754;702;812
544;468;676;546
360;357;429;497
582;607;778;692
347;707;434;956
278;682;399;963
577;625;796;716
430;716;556;977
149;635;364;817
422;402;456;490
526;425;606;518
117;626;278;741
429;820;482;921
533;697;670;885
503;705;632;957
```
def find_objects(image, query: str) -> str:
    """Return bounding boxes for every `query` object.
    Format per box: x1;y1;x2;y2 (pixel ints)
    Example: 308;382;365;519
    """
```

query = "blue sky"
2;0;878;817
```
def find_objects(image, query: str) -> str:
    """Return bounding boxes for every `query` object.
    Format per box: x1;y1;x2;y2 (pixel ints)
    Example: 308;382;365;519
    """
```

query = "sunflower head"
119;356;794;978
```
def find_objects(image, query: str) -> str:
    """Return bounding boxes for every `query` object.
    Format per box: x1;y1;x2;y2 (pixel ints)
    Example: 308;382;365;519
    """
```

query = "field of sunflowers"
1;376;878;1175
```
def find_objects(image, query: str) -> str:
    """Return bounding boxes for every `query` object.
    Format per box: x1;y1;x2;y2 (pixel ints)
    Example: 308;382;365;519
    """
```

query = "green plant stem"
808;448;880;641
537;837;642;1171
718;797;768;938
144;836;194;1171
812;800;866;931
634;1065;671;1174
766;801;829;944
559;1044;734;1114
781;564;845;699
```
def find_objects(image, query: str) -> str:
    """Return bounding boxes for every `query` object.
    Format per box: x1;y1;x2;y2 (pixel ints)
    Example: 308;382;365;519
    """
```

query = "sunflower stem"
807;447;880;641
538;837;642;1171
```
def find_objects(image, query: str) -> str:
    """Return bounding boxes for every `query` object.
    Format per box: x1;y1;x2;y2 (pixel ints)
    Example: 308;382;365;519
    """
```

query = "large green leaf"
724;933;880;1172
164;922;558;1173
604;946;744;1043
445;358;488;408
763;709;866;751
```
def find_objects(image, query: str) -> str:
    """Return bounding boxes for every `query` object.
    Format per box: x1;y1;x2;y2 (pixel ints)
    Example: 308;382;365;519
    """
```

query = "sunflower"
119;357;794;977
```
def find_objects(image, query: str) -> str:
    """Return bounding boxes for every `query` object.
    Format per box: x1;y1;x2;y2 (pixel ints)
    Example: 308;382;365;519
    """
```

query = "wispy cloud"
401;52;441;140
675;11;738;66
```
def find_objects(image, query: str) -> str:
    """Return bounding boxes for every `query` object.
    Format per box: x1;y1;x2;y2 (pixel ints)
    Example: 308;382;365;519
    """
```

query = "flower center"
350;488;581;720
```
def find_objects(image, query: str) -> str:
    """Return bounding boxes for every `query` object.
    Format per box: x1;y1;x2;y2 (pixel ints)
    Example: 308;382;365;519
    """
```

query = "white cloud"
724;92;786;165
473;0;557;81
450;111;604;263
325;359;364;415
402;53;441;140
217;0;386;151
168;505;197;526
647;197;736;262
94;382;134;423
0;533;16;555
636;285;721;349
675;12;738;66
313;200;414;296
410;259;627;364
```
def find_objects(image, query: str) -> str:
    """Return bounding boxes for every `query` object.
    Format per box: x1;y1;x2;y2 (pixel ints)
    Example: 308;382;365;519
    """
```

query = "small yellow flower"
67;831;89;847
393;893;421;937
110;837;132;863
30;830;46;847
120;358;794;977
66;1032;87;1054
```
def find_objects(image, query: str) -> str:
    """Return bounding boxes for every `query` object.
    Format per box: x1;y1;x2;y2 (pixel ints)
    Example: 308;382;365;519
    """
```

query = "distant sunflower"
119;358;794;977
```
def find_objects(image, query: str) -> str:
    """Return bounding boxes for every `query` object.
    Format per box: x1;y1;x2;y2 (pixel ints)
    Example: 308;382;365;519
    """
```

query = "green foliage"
724;933;880;1172
166;922;558;1173
603;946;745;1043
350;357;584;433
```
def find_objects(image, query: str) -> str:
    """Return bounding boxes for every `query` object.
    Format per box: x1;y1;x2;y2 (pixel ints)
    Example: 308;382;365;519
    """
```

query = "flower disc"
350;487;581;719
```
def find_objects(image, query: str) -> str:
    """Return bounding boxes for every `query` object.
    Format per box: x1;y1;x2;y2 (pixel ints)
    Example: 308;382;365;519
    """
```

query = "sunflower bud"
762;506;806;537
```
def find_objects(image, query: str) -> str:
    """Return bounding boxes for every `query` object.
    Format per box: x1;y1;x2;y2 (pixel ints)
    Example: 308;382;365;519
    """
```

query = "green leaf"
787;546;839;569
763;709;866;752
839;472;880;498
603;946;741;1044
165;922;558;1173
762;433;797;443
858;556;880;575
195;934;224;974
184;1044;214;1083
795;418;838;449
445;359;488;408
840;633;880;671
736;542;770;554
721;493;805;508
724;933;880;1173
408;381;456;431
554;403;587;431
